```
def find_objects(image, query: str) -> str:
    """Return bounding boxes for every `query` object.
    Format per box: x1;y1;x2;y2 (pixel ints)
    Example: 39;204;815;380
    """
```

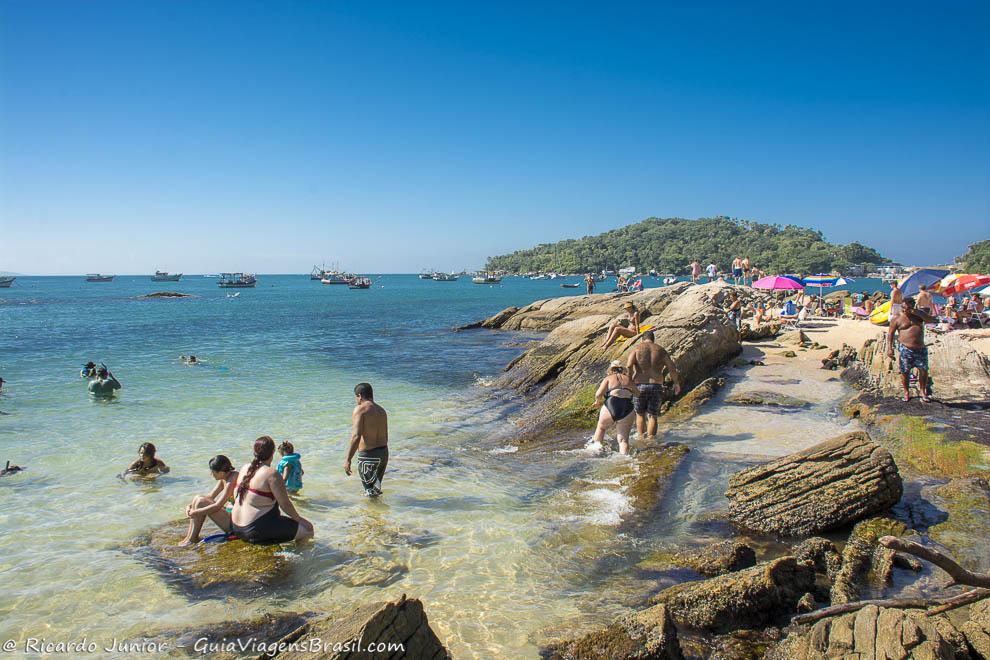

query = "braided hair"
237;436;275;504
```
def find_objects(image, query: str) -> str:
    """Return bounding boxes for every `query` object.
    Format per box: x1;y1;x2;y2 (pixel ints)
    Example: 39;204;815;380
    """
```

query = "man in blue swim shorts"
887;297;937;402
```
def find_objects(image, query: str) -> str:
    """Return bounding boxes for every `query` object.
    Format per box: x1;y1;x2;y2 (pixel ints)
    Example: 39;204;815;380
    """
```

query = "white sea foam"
489;445;518;455
580;487;633;526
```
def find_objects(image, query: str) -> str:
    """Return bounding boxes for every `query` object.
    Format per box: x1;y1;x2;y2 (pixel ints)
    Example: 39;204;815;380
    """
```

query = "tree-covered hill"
956;240;990;274
486;216;887;275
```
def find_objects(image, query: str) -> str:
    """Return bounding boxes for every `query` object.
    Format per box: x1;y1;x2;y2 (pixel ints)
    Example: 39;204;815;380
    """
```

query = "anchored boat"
217;273;256;288
151;270;182;282
85;274;114;282
471;272;502;284
348;277;372;289
0;276;14;288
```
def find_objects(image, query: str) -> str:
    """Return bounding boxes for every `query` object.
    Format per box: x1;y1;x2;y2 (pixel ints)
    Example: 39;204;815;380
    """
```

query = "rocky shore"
132;282;990;658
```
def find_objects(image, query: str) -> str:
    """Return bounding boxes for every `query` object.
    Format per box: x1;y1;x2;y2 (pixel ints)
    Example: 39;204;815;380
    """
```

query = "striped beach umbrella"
802;274;839;288
940;273;990;296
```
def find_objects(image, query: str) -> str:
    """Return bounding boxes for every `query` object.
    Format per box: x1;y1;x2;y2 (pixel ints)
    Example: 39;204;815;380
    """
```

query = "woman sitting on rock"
179;455;238;545
592;360;638;455
230;436;314;544
601;302;641;349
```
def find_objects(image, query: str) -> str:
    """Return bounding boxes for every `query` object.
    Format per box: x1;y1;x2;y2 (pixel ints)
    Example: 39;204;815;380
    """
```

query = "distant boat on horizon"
0;276;14;288
348;276;372;289
85;274;114;282
217;273;256;288
151;270;182;282
320;270;353;285
472;272;502;285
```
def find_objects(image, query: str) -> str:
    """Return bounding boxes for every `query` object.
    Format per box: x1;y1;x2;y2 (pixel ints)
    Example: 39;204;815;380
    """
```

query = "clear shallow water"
0;275;869;658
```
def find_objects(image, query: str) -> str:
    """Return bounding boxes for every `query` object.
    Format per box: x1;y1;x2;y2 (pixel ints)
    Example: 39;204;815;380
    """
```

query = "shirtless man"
626;331;683;441
731;257;743;285
690;260;701;284
344;382;389;497
886;297;937;402
888;281;904;323
88;367;121;398
916;285;933;314
741;256;751;286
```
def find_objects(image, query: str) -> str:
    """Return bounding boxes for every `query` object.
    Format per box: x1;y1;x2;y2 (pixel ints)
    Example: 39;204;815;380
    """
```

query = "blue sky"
1;1;987;274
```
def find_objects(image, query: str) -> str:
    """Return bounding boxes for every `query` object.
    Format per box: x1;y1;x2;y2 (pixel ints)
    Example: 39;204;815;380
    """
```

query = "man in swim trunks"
626;331;682;440
344;382;389;497
741;256;751;286
731;257;743;285
88;367;121;398
886;297;937;402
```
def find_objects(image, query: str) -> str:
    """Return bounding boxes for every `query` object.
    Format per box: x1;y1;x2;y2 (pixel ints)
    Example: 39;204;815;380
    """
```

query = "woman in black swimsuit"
231;436;314;544
592;360;638;455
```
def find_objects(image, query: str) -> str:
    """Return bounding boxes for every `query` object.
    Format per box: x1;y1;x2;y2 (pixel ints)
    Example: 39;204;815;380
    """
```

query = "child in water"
126;442;170;476
277;441;304;494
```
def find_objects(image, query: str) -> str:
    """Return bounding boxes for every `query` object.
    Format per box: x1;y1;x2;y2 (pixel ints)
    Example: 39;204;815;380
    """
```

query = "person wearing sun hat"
600;301;641;349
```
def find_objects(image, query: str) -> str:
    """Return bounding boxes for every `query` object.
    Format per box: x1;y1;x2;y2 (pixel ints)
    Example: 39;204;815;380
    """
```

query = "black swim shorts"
635;383;664;417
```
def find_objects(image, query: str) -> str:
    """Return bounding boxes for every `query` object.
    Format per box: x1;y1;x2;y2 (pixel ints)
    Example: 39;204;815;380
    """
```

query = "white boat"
472;272;502;284
419;270;434;280
320;271;353;285
85;274;114;282
432;272;457;281
0;276;14;288
217;273;256;288
348;277;372;289
151;270;182;282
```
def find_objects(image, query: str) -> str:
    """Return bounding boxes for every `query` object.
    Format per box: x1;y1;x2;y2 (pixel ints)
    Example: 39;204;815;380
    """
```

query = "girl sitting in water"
179;455;238;545
125;443;170;477
230;436;313;544
277;441;304;494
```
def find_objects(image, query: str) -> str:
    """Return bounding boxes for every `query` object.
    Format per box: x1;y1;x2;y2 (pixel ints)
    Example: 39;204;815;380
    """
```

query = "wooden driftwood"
790;535;990;625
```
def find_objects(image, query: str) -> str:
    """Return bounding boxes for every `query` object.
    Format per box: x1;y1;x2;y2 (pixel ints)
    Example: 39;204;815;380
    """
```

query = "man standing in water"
344;382;389;497
88;367;121;398
585;273;595;295
886;297;937;402
626;331;682;441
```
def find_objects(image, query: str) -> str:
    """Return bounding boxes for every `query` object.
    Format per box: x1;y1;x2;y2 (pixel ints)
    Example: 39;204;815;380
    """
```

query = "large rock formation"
725;431;903;537
962;597;990;658
829;517;909;605
542;604;683;660
859;331;990;405
273;595;449;659
766;605;958;659
651;557;815;633
475;282;742;441
674;540;757;578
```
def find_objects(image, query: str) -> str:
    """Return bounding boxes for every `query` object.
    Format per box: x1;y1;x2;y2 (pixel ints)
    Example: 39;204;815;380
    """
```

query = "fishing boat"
0;276;14;288
320;269;352;285
432;272;457;281
310;265;328;280
419;270;434;280
85;274;114;282
217;273;256;288
151;270;182;282
348;277;372;289
472;272;502;285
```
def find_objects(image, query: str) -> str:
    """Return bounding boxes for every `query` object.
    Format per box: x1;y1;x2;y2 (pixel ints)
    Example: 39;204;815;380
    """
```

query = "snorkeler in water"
1;461;25;477
80;362;97;378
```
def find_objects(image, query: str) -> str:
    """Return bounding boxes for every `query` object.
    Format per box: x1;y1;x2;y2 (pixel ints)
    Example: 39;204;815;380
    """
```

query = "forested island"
486;216;887;274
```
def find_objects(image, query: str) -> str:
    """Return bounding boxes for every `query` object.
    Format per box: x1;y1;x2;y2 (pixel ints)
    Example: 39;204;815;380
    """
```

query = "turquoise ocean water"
0;274;883;657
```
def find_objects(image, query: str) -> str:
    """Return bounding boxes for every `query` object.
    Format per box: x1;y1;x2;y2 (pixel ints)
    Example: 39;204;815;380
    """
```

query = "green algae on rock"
724;390;811;408
927;478;990;574
829;516;909;605
542;603;683;660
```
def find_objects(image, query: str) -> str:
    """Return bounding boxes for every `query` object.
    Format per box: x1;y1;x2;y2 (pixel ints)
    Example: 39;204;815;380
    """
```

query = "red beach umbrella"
941;274;990;296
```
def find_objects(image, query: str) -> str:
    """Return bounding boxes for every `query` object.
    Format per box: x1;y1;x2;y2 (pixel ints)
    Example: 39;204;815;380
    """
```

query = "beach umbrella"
752;275;804;290
897;268;949;297
802;274;839;288
835;277;855;286
940;273;990;296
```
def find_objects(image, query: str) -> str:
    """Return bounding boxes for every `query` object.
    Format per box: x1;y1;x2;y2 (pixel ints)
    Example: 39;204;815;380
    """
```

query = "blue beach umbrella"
897;268;950;297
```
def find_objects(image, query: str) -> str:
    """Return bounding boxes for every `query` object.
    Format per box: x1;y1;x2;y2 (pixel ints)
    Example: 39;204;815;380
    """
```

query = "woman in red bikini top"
230;436;314;544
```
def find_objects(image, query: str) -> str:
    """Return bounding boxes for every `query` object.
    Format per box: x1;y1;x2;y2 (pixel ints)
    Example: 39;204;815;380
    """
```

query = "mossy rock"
830;516;909;605
144;612;312;658
121;520;295;598
549;383;600;431
331;554;408;588
725;390;811;408
782;351;798;358
664;378;724;423
622;443;690;530
927;478;990;573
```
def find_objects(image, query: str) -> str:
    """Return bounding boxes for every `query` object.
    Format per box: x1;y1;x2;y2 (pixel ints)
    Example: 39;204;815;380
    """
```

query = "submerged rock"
542;604;682;660
137;291;194;299
859;331;990;405
273;595;449;660
651;557;815;633
725;431;903;537
121;520;293;598
622;443;690;529
766;605;958;659
962;597;990;658
829;517;908;605
144;612;312;658
663;378;724;423
724;390;811;408
927;478;990;574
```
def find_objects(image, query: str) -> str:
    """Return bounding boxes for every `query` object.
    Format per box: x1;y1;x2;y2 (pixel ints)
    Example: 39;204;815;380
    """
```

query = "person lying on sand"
179;455;238;545
230;436;313;544
126;442;170;476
